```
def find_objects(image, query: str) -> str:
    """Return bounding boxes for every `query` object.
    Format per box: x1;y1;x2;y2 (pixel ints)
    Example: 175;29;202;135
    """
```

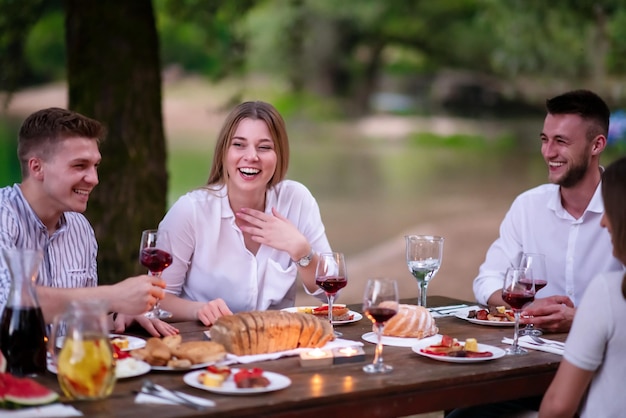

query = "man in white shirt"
473;89;622;333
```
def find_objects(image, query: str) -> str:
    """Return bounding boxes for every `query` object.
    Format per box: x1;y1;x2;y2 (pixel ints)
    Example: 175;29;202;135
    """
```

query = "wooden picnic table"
37;296;565;417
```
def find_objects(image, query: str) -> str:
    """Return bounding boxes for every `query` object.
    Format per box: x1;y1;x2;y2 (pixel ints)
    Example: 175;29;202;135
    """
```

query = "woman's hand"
112;313;179;337
236;207;309;259
196;298;233;326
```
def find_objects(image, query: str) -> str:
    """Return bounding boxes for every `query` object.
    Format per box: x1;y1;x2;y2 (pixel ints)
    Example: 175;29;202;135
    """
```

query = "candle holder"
300;348;333;368
332;346;365;365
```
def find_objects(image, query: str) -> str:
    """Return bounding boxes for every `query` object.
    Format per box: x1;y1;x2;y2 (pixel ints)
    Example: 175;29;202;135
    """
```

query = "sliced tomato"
440;335;455;347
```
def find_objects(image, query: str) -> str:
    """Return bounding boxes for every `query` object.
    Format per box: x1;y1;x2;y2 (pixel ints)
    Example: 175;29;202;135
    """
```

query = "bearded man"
472;89;623;333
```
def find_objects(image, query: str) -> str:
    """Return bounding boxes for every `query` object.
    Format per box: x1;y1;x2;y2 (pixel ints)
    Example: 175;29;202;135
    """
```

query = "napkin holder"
300;348;333;367
332;346;365;364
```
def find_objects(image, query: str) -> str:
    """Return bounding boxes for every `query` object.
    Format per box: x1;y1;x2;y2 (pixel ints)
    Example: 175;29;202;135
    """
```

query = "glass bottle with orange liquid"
50;299;116;400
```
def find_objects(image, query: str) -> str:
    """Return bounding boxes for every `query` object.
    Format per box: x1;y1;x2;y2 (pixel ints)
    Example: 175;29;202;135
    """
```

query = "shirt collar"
219;183;276;217
547;181;604;217
15;184;67;235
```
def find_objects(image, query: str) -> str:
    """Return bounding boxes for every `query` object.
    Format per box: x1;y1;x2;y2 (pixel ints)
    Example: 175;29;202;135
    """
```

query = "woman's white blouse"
159;180;331;312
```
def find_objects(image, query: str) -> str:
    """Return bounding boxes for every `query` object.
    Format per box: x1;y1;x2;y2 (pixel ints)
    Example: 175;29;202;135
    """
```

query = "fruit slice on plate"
0;372;59;408
311;305;353;321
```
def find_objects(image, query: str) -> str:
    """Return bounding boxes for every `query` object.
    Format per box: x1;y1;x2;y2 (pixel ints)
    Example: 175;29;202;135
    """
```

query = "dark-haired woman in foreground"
539;156;626;417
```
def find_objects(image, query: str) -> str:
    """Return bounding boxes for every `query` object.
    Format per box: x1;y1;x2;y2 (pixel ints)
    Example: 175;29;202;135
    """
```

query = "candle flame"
308;348;327;358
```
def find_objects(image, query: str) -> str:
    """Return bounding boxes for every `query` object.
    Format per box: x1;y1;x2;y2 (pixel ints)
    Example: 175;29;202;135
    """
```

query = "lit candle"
332;346;365;364
300;348;333;367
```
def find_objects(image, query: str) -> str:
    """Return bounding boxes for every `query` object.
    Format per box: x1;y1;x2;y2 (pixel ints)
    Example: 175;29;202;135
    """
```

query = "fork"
528;335;565;348
141;379;209;411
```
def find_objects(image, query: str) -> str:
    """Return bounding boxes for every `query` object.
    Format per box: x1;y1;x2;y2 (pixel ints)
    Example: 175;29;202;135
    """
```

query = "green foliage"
24;10;65;81
0;117;21;187
155;0;256;79
167;147;213;206
607;8;626;74
0;0;49;90
269;92;342;121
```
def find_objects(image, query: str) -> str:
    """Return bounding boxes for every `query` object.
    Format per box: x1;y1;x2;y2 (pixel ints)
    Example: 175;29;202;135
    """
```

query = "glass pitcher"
0;248;47;376
50;299;116;400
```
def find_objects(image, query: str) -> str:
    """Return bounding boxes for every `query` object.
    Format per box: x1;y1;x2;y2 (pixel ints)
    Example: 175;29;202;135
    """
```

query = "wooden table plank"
37;296;564;417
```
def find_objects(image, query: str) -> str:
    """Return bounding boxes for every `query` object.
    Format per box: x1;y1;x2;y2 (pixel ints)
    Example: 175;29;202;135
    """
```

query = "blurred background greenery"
1;0;625;304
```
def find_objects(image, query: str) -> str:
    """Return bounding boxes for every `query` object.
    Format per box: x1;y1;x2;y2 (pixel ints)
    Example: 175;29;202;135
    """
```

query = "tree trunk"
65;0;167;284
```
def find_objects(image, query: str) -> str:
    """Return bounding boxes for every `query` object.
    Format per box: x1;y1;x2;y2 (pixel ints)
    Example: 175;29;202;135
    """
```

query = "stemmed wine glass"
518;253;547;337
502;267;535;355
315;252;348;337
405;235;444;308
362;278;399;374
139;229;173;319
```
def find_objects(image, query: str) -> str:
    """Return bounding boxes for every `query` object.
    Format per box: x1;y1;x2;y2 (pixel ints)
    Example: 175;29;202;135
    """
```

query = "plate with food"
454;306;515;327
109;334;147;351
412;335;505;363
55;334;146;351
282;305;362;325
130;335;227;371
362;332;441;348
115;358;152;378
184;366;291;395
151;361;218;372
47;356;151;379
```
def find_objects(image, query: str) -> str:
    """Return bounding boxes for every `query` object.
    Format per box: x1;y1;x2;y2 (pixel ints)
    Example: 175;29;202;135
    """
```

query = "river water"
0;109;554;304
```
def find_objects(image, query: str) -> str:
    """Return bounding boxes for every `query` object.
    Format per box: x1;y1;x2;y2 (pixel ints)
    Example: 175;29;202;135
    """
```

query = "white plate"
411;340;506;363
109;334;147;351
115;358;151;378
151;361;217;372
362;332;441;348
183;368;291;395
55;334;147;351
47;357;150;379
453;307;515;327
281;306;363;325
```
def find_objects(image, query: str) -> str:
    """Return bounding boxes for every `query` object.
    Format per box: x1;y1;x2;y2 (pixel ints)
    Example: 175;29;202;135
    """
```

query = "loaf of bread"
210;311;335;355
173;341;227;364
382;304;438;339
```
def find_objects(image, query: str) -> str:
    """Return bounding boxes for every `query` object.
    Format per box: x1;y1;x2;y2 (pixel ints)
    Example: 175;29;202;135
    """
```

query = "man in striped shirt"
0;107;177;337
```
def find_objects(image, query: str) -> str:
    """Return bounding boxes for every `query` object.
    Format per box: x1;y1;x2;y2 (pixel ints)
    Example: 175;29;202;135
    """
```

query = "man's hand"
196;298;232;326
520;295;575;333
113;313;179;337
110;275;165;315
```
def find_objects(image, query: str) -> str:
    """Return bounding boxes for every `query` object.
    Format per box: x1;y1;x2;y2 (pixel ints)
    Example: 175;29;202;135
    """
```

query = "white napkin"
429;304;474;318
501;336;564;355
0;404;83;417
226;338;364;364
135;384;216;407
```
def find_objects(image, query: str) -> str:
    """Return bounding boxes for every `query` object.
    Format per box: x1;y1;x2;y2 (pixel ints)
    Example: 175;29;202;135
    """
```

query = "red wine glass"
362;278;399;373
315;252;348;337
518;253;547;337
502;267;535;355
139;229;173;319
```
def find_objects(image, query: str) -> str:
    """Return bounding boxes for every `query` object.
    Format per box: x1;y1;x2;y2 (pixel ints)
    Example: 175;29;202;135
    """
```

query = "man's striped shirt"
0;184;97;312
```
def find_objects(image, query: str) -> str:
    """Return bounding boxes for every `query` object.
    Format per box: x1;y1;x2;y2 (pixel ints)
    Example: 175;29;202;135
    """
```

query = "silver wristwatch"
293;250;314;267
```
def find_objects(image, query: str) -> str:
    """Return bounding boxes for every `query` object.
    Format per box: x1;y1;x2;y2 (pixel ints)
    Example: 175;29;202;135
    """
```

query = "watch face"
299;257;311;267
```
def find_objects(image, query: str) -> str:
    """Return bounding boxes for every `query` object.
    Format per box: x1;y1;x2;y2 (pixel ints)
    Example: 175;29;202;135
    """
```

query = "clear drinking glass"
139;229;173;319
405;235;444;307
362;278;399;373
502;267;535;355
518;253;547;337
315;252;348;337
